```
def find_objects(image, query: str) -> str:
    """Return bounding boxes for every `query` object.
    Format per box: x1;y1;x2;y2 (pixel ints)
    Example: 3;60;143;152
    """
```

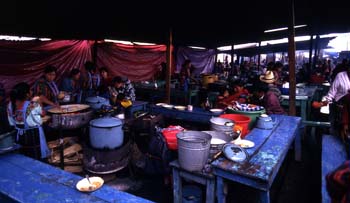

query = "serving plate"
174;105;186;111
209;108;224;114
234;139;255;149
156;103;166;106
162;104;174;109
76;176;104;192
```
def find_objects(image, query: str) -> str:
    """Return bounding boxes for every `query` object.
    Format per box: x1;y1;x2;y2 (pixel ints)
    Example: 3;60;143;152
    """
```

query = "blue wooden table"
126;100;149;117
149;105;223;124
170;160;215;203
281;86;317;121
0;153;153;203
135;86;199;105
211;115;302;203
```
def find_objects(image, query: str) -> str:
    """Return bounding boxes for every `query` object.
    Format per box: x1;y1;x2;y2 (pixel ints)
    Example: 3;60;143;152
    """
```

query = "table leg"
206;179;215;203
301;100;307;121
294;126;302;161
172;168;182;203
216;176;226;203
259;190;270;203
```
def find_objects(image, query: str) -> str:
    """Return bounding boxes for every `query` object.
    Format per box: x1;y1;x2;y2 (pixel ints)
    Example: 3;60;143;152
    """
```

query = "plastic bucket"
226;108;266;130
220;114;251;138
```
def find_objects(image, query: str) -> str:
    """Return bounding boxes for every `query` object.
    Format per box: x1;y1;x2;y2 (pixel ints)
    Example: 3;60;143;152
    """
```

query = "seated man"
257;71;286;115
109;76;136;107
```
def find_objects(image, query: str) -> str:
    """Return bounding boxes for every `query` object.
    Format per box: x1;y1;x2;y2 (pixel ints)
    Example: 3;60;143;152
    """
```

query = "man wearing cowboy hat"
258;71;286;115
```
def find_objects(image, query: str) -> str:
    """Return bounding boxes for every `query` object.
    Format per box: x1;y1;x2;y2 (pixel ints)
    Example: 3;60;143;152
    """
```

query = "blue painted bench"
0;153;153;203
321;134;347;203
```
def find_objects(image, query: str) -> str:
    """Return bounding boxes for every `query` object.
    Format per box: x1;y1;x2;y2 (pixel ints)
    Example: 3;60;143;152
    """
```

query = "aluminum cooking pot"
89;117;124;149
210;117;235;133
51;110;93;130
86;96;110;110
202;131;232;155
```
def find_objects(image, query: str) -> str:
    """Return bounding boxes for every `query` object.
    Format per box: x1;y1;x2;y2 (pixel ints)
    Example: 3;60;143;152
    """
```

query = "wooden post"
257;42;261;70
309;34;314;67
166;28;173;103
93;40;98;64
288;0;296;116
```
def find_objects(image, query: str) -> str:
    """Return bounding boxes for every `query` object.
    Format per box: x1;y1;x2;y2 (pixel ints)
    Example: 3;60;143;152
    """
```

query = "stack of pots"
202;131;232;157
89;117;124;149
210;117;235;136
177;131;212;172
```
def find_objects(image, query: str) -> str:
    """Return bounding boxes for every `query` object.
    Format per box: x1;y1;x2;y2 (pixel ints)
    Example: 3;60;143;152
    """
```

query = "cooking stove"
83;139;131;174
83;118;133;175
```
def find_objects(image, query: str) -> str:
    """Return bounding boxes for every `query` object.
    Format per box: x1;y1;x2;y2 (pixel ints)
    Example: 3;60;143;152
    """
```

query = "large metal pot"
89;117;124;149
210;117;235;134
177;131;211;172
85;96;110;110
202;131;232;156
51;110;94;130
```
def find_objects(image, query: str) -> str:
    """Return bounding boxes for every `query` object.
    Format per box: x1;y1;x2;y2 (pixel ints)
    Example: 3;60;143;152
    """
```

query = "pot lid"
223;143;248;162
86;96;107;104
90;117;122;128
210;117;234;126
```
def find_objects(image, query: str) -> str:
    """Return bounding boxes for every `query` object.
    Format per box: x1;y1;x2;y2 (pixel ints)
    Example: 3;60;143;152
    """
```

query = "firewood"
53;144;82;160
64;165;83;173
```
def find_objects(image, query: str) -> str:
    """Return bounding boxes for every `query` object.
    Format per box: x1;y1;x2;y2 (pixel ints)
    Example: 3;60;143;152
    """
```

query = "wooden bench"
0;153;153;203
321;134;347;203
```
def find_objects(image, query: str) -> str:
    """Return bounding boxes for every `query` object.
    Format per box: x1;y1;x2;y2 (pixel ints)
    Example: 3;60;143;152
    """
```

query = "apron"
85;72;101;98
9;101;50;159
46;81;59;103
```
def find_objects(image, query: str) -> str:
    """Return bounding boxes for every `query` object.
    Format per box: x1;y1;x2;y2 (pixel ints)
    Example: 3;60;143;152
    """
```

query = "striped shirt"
325;71;350;102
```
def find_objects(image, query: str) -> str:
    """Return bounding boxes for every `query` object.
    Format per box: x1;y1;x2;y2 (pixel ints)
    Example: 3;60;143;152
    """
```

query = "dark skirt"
16;127;42;160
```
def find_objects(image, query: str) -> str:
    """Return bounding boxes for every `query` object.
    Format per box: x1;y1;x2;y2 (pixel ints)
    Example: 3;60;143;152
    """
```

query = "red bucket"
219;114;251;138
162;126;184;150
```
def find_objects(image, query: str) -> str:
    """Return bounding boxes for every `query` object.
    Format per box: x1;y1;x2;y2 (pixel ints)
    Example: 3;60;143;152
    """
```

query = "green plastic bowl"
225;109;266;130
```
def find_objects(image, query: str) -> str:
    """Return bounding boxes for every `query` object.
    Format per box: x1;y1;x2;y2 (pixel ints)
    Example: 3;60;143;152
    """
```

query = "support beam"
93;40;98;64
309;34;314;67
288;0;296;116
257;42;261;70
166;29;173;103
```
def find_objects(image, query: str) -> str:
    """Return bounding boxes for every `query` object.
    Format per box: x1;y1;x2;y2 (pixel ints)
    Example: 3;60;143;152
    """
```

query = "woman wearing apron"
7;82;50;160
33;65;61;112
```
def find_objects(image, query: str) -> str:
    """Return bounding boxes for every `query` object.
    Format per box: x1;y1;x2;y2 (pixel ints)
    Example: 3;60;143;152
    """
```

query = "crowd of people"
0;61;136;160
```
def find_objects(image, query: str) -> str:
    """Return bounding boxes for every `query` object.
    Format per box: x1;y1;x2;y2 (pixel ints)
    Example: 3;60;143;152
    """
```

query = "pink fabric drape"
0;40;92;91
96;42;166;81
